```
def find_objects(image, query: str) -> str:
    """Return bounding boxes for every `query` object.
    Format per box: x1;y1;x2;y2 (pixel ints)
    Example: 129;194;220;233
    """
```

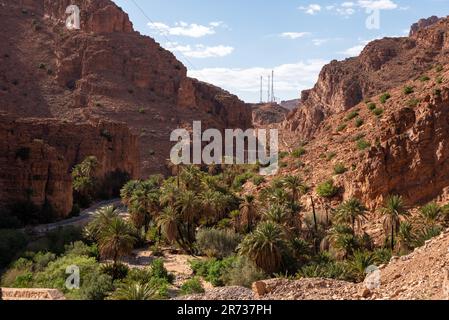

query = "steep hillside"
252;103;289;126
284;15;449;140
0;0;252;176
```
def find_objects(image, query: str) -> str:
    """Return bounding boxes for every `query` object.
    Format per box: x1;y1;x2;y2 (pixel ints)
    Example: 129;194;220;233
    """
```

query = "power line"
129;0;199;72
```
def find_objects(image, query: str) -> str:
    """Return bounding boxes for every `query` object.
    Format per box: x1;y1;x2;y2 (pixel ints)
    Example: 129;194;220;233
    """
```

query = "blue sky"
113;0;449;103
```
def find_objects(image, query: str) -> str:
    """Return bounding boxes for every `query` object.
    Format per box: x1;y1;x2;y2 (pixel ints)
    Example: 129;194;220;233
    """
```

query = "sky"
113;0;449;103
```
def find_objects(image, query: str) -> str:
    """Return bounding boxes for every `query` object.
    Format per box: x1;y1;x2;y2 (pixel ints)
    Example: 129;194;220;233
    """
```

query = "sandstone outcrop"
252;103;289;126
0;0;251;177
284;16;449;140
0;113;140;218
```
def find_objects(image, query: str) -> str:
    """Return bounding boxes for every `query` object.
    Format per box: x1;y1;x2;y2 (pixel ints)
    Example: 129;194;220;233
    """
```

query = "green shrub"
180;277;204;295
291;147;306;158
372;108;384;117
403;86;414;95
419;75;430;82
251;175;266;186
220;256;266;288
79;271;114;300
100;263;129;281
149;258;174;283
355;118;364;128
326;152;337;161
407;99;420;108
196;228;240;259
279;151;289;159
138;108;145;114
336;124;347;133
368;102;377;111
190;257;236;287
297;261;351;281
380;93;391;104
436;76;443;84
64;241;99;259
0;230;28;268
346;111;359;121
333;163;347;175
436;65;444;73
434;88;442;97
232;172;254;190
356;139;371;151
316;180;338;198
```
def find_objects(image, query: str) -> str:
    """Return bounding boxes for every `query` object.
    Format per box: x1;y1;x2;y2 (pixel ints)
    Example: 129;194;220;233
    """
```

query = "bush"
379;93;391;104
434;88;442;97
64;241;99;259
190;257;236;287
403;86;414;95
355;118;364;128
372;108;384;117
180;277;204;295
336;124;347;133
333;163;347;175
220;256;266;288
196;228;240;259
436;76;443;84
346;111;359;121
232;172;254;190
297;261;352;281
436;65;444;72
407;99;420;108
316;180;338;198
150;258;174;283
0;230;28;268
368;103;377;111
419;75;430;82
44;226;84;255
100;263;129;281
251;175;266;186
291;147;306;158
356;139;371;151
79;271;114;300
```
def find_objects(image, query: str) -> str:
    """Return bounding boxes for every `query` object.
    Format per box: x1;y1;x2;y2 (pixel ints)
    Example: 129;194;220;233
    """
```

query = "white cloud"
312;38;330;46
339;39;371;56
280;32;311;39
148;21;226;38
298;4;322;15
188;59;328;102
165;42;234;58
357;0;398;10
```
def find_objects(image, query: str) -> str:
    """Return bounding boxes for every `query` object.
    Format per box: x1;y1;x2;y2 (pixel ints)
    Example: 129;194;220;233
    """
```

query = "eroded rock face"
410;16;442;37
347;88;449;208
0;0;252;177
284;16;449;141
0;113;140;218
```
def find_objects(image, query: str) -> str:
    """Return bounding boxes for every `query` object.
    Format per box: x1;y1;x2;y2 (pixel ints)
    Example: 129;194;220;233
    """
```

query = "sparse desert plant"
407;98;420;108
434;88;442;97
336;124;347;132
368;102;377;111
221;256;266;288
436;65;444;72
380;93;391;104
347;250;374;282
372;108;384;117
346;111;359;121
419;75;430;82
436;76;444;84
356;139;371;151
251;175;265;186
180;277;205;295
291;147;306;158
333;163;347;175
403;86;414;95
355;118;364;128
196;228;240;259
316;180;338;198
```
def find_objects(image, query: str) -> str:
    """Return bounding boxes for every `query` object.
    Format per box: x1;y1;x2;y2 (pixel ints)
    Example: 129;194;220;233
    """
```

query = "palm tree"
128;188;160;231
98;217;136;279
335;198;368;233
321;224;357;259
348;251;374;281
109;282;157;300
419;202;441;226
120;180;142;206
239;195;258;232
238;221;287;274
397;221;415;253
283;175;306;204
84;205;120;241
379;195;409;250
157;206;180;244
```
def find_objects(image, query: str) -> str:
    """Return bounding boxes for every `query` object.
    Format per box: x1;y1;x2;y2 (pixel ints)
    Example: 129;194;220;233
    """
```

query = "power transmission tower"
271;70;275;103
267;75;271;103
260;76;263;103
